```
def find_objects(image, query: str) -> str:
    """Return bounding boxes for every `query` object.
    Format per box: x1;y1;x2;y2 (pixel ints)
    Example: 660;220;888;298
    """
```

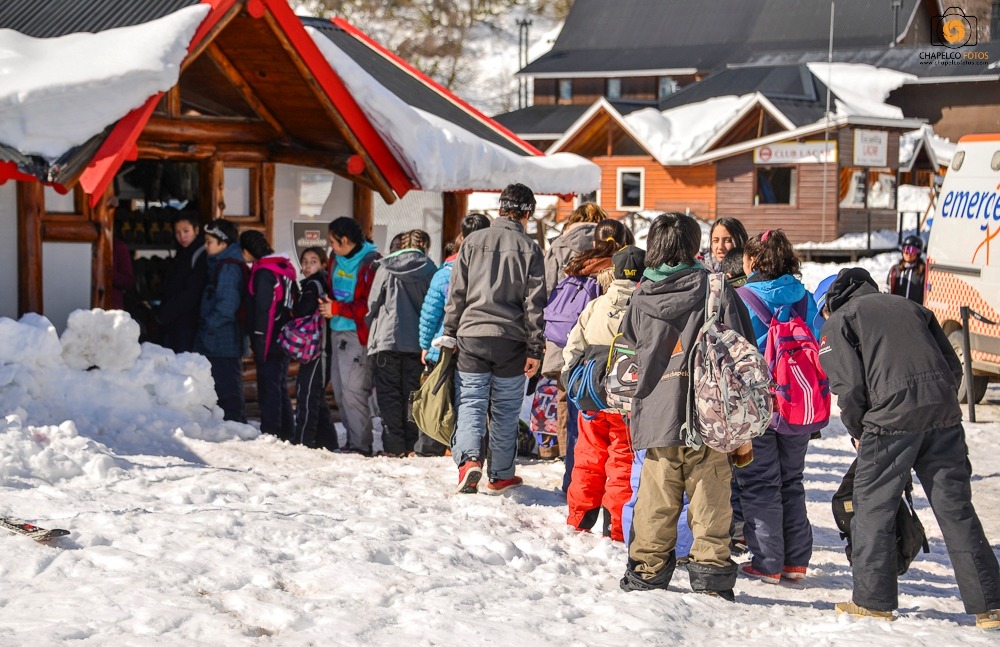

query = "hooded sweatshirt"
366;248;437;355
330;240;380;334
738;273;821;353
818;268;962;437
544;222;596;298
621;267;753;449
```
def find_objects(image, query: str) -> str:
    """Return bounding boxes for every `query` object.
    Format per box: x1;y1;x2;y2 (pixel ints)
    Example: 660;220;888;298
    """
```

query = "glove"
432;335;457;350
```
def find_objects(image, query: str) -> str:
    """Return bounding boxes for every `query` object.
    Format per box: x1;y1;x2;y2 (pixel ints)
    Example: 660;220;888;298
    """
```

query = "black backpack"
831;458;930;576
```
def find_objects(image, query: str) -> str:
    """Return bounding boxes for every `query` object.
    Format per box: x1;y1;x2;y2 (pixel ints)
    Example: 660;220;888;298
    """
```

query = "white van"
925;134;1000;404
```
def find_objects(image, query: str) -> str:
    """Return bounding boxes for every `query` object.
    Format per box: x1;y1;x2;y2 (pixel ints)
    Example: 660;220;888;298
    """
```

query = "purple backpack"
543;275;601;348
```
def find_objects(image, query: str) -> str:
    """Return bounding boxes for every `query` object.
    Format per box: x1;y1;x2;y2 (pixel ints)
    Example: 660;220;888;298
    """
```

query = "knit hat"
613;245;646;281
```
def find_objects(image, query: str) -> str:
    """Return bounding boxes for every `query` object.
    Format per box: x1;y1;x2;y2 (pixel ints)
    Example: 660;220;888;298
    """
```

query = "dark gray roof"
745;43;1000;78
520;0;922;76
0;0;200;37
303;17;536;157
657;65;830;127
492;101;650;137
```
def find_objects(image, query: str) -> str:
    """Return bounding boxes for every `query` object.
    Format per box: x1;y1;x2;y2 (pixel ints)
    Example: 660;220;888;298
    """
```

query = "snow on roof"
805;62;915;119
0;4;208;160
899;124;956;169
622;94;760;164
306;27;599;195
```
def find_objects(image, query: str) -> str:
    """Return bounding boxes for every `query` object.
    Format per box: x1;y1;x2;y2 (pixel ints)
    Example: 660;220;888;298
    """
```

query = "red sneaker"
456;460;482;494
740;563;780;584
782;565;807;581
483;475;523;495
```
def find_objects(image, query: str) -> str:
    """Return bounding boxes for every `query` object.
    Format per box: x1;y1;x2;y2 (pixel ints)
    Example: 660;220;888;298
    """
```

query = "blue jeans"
561;399;579;492
453;370;526;480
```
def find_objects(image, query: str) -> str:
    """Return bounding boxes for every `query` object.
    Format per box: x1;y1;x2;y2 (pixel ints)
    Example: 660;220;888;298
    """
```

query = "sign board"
290;220;327;269
853;129;889;167
753;141;837;164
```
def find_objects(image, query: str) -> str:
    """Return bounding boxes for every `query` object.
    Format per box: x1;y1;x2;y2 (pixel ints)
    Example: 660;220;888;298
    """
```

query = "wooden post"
91;187;115;310
353;182;374;241
261;163;275;241
442;192;467;257
16;181;44;316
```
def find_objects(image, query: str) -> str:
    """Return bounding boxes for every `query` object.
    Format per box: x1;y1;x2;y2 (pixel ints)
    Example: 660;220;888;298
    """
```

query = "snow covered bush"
61;309;142;371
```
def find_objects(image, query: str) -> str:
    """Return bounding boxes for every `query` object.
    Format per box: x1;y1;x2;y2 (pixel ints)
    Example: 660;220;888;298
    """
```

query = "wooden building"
0;0;595;327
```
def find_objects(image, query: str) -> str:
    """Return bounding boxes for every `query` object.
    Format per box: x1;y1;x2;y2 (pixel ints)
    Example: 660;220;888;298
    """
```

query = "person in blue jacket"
734;229;820;585
195;219;247;424
416;213;491;455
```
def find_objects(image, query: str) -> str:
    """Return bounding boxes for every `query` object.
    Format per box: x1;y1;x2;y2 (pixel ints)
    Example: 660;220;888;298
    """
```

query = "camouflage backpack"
682;273;772;453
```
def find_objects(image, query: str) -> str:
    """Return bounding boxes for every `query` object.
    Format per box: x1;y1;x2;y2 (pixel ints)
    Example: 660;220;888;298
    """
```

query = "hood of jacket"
605;279;636;312
633;267;707;322
827;268;880;314
207;242;244;270
336;240;379;275
744;273;807;308
379;248;436;282
553;222;596;254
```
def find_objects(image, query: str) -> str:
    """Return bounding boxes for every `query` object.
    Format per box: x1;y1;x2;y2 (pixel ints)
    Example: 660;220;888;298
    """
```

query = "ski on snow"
0;517;70;542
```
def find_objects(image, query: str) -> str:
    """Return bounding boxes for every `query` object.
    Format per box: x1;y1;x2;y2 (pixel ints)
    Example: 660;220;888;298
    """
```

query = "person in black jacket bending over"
819;267;1000;629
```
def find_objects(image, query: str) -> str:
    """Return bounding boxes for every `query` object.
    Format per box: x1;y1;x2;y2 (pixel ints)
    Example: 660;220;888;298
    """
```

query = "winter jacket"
738;274;821;353
248;255;298;361
327;242;381;345
541;256;615;376
418;256;455;364
195;243;246;359
366;248;437;355
157;234;207;353
818;275;962;438
544;222;596;298
561;279;636;375
886;259;926;305
621;267;753;450
443;218;547;359
292;271;329;320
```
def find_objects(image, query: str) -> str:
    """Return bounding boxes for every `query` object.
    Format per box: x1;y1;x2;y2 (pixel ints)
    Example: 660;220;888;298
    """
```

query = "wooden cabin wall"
593;156;716;221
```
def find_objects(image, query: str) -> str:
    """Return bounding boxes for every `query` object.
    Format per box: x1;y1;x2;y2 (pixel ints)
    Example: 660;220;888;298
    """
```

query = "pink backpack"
739;289;830;435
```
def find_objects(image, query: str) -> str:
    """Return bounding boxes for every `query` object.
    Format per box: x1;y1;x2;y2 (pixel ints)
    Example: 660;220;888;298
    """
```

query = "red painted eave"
332;17;545;158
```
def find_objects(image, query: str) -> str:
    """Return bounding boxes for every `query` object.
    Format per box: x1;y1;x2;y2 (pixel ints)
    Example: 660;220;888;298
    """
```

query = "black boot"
620;554;676;592
687;559;738;601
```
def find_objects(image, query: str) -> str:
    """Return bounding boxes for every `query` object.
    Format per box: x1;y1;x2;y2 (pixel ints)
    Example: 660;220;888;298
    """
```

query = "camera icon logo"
932;6;977;48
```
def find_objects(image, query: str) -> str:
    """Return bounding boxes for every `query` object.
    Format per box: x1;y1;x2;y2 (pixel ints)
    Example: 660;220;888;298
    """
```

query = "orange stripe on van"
958;133;1000;143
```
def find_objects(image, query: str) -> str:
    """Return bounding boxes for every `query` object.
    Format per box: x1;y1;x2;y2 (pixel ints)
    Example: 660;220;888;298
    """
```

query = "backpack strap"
704;273;724;326
737;285;773;325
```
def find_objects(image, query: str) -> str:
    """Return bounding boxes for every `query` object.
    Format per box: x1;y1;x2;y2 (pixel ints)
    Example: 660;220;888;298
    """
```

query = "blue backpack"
543;275;601;347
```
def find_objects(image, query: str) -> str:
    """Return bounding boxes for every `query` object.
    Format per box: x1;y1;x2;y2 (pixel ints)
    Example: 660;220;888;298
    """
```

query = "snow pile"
624;95;758;164
0;415;120;485
796;229;902;250
0;312;256;458
306;27;600;195
0;5;209;159
900;125;956;169
898;184;933;214
805;63;915;119
800;252;898;292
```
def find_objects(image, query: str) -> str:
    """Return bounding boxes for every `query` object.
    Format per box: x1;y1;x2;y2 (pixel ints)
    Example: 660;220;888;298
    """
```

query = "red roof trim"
332;17;545;158
262;0;413;196
79;0;240;207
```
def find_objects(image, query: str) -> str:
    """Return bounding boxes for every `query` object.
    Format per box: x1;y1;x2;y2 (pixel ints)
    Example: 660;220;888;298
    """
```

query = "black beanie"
613;245;646;281
826;267;879;313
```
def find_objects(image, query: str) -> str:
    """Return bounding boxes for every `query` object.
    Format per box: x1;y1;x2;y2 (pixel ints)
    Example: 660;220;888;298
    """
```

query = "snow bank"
306;27;600;195
805;63;915;119
0;5;209;160
796;229;902;250
0;312;256;464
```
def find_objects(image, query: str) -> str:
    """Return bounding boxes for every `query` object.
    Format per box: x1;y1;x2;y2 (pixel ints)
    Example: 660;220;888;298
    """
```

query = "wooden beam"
16;181;44;315
261;163;275;240
90;187;115;310
138;141;218;160
141;116;274;145
441;192;467;258
352;183;374;241
202;159;225;220
261;10;397;204
41;220;99;243
181;1;243;73
268;146;358;172
164;86;182;118
206;42;287;138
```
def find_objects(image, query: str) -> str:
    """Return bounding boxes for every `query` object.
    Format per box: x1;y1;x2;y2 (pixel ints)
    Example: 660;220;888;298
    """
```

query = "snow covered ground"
1;300;999;644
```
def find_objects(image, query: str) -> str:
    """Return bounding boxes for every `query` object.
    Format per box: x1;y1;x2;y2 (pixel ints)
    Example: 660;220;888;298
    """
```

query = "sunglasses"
902;245;920;255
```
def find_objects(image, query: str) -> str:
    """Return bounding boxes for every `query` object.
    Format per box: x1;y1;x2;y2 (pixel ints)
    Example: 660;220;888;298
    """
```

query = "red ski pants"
566;410;633;541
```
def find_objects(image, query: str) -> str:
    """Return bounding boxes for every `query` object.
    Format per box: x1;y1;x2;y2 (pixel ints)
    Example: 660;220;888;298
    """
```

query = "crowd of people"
138;182;998;629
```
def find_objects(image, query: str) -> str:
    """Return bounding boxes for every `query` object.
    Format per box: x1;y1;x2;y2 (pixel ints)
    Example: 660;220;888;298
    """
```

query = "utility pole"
890;0;901;47
517;18;532;109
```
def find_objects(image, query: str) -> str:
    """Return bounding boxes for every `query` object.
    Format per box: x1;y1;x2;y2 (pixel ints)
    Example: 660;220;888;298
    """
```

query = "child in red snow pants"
567;410;633;541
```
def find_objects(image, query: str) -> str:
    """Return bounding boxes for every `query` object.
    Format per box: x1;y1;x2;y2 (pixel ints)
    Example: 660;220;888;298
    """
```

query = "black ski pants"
852;423;1000;613
373;350;423;456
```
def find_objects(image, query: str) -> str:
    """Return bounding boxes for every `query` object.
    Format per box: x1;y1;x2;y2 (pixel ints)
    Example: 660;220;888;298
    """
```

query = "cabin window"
838;167;895;210
617;168;644;210
558;79;573;103
755;167;796;205
658;77;678;99
607;78;622;100
223;167;252;217
43;186;77;214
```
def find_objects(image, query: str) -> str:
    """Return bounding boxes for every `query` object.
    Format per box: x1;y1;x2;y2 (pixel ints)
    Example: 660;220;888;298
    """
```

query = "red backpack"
738;289;830;435
249;257;299;359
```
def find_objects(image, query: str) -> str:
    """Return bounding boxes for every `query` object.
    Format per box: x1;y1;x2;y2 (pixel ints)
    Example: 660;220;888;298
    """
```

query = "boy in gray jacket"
441;183;547;495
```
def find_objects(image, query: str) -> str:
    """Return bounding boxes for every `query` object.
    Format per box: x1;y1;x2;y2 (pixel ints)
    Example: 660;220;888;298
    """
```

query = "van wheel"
948;330;989;404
